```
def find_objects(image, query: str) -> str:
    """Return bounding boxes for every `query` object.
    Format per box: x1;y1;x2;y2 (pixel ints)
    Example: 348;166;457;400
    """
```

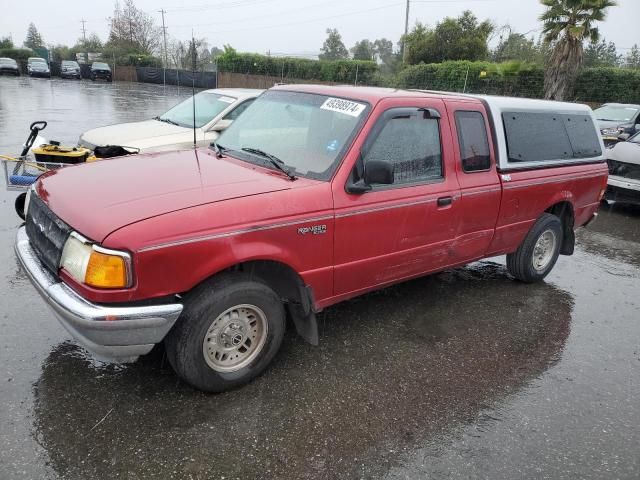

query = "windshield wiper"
154;116;180;126
211;142;227;158
241;147;297;181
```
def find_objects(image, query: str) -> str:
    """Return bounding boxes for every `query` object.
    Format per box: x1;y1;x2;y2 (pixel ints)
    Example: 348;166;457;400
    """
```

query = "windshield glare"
93;63;109;69
218;90;369;180
160;92;235;128
594;105;639;122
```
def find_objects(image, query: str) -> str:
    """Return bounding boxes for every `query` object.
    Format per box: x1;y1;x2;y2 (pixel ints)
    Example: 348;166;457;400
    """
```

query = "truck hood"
598;120;623;131
80;119;200;150
35;149;298;242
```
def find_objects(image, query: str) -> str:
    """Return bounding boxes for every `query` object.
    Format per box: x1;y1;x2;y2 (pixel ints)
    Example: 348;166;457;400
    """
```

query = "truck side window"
455;111;491;172
364;110;442;186
224;99;255;121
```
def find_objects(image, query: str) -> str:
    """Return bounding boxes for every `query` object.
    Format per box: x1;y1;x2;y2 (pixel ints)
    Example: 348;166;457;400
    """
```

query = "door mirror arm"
345;179;372;194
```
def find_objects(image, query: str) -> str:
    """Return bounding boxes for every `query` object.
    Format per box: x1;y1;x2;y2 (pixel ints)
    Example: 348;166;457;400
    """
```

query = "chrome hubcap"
202;304;268;373
532;230;557;272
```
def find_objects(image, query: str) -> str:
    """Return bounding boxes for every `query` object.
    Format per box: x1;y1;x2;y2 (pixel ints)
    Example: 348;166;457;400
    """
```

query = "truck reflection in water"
32;261;573;480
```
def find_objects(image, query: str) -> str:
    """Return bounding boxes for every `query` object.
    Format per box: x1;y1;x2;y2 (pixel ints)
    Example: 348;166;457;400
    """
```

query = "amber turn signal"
85;250;128;289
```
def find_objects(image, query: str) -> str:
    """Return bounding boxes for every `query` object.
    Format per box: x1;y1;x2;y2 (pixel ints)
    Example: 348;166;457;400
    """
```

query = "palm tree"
540;0;617;100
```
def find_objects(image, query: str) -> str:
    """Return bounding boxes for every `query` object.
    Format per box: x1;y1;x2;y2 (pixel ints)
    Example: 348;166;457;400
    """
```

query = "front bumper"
606;176;640;205
15;226;183;362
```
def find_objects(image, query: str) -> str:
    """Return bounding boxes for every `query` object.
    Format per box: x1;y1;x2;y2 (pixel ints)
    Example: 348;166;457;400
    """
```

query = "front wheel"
165;273;286;392
507;213;563;283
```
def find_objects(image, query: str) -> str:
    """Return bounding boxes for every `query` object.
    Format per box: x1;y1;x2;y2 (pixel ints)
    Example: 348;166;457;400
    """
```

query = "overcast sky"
1;0;638;57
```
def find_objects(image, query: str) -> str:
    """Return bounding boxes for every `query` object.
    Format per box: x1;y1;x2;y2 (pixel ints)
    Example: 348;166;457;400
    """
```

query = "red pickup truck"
15;85;608;392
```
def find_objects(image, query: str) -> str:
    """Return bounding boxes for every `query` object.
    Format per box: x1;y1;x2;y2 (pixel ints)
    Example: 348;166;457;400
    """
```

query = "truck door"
446;101;502;262
331;98;461;298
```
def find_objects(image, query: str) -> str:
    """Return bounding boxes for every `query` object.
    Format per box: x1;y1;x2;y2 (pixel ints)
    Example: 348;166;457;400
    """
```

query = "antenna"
191;33;197;148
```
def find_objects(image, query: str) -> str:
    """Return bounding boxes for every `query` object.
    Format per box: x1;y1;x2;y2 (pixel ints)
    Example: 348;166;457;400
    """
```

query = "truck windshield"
217;90;369;180
594;105;639;122
158;92;236;129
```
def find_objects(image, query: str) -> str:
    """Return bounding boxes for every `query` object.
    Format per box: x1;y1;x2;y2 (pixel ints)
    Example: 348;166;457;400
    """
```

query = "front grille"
25;195;72;275
608;159;640;180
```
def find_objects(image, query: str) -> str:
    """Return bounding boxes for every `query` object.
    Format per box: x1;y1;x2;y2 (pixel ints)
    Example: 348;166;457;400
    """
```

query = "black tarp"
135;67;216;89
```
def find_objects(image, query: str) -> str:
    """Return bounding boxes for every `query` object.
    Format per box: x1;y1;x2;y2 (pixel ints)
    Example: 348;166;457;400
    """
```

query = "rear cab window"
455;111;491;172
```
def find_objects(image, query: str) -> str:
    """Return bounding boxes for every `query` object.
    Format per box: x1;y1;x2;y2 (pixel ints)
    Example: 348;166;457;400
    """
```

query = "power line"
169;0;347;29
194;3;403;36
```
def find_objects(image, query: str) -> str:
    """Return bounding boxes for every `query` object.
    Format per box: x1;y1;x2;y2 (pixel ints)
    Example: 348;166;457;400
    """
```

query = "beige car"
79;88;263;152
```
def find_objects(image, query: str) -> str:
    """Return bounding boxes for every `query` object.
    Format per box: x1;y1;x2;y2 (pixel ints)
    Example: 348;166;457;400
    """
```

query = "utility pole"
80;19;87;42
159;9;168;68
402;0;410;65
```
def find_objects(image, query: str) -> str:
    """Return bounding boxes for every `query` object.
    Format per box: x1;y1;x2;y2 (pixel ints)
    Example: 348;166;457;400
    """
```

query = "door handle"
437;196;453;207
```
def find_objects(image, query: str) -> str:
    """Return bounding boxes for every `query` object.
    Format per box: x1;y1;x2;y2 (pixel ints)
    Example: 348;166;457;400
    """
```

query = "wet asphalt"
0;77;639;480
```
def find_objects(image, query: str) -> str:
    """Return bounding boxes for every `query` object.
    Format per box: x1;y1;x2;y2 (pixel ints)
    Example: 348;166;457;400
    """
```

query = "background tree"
624;44;640;68
351;39;374;61
50;45;71;62
24;23;44;49
319;28;348;61
540;0;617;100
493;31;542;63
373;38;400;74
76;33;104;53
0;36;14;49
403;11;494;65
107;0;160;55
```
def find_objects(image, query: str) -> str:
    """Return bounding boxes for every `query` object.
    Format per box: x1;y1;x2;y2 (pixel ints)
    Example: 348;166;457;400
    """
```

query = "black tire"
165;273;286;392
15;192;27;221
506;213;563;283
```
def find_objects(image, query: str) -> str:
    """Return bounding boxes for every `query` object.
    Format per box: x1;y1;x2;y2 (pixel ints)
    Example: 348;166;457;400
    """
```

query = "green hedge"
217;52;378;84
0;48;34;62
394;60;640;104
574;67;640;104
395;60;544;98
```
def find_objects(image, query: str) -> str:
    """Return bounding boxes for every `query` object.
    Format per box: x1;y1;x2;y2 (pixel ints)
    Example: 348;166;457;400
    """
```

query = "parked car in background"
27;57;50;78
78;88;263;152
594;103;640;147
16;85;608;392
0;57;20;76
90;62;112;82
60;60;81;79
605;131;640;205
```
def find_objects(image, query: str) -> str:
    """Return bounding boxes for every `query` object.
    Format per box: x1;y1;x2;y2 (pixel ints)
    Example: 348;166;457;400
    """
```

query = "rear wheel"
507;213;563;283
165;273;286;392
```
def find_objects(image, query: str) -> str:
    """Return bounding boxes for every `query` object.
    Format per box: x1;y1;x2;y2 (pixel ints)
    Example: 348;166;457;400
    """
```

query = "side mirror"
346;159;394;194
211;119;232;132
364;160;394;185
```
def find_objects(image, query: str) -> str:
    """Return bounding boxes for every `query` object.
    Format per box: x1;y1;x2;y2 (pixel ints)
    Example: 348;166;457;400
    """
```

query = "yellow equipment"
32;143;91;164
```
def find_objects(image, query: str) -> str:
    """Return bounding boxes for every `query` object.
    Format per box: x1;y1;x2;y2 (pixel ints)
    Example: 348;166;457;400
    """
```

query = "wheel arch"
188;257;319;345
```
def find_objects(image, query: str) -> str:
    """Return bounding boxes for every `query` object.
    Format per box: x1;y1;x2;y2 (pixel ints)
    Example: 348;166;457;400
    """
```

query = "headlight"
601;128;619;136
60;232;132;289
